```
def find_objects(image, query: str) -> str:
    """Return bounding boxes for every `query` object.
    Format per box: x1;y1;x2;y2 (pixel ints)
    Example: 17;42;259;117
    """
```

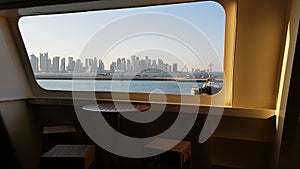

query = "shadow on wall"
0;100;41;169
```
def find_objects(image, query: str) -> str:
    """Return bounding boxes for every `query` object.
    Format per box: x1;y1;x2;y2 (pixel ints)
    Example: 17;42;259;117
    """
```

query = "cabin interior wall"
275;0;300;167
0;16;39;169
0;17;32;101
232;0;288;109
278;24;300;168
0;101;41;169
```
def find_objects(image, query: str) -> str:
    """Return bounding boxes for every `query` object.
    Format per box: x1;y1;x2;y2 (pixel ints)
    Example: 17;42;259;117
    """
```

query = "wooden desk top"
82;102;150;113
145;138;191;153
43;125;76;134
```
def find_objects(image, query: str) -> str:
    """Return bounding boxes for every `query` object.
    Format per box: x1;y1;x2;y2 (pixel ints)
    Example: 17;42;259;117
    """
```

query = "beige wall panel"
0;100;41;169
233;0;287;109
0;17;32;101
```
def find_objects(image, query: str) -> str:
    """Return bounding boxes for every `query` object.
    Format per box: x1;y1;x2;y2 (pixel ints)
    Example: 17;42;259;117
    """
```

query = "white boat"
191;76;222;95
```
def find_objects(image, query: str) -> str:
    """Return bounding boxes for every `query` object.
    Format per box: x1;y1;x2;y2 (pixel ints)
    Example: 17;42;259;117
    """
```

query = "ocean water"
37;79;208;95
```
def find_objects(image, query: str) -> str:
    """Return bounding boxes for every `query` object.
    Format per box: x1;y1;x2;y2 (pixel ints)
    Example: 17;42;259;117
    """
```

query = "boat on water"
191;76;222;95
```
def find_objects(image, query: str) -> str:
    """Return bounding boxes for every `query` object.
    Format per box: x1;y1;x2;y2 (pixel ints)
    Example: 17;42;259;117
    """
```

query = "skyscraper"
168;64;172;72
131;55;136;62
173;63;178;72
74;59;83;72
53;56;60;72
121;58;126;72
98;59;105;72
84;58;89;70
126;59;132;72
152;60;157;68
117;58;121;71
110;62;116;72
158;59;166;71
30;54;39;72
145;56;151;67
91;57;98;72
135;57;140;71
67;57;75;72
61;58;66;72
40;52;48;72
140;59;146;70
47;58;52;72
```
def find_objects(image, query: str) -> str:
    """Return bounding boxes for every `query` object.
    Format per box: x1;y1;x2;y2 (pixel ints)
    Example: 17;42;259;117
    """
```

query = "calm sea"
37;79;208;95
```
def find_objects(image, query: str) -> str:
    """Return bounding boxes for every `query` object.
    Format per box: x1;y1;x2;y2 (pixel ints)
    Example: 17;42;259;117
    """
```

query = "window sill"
27;97;275;119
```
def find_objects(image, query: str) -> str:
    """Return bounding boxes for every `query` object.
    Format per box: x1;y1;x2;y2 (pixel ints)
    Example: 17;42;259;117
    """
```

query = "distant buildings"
30;54;39;72
52;56;60;72
74;59;83;72
39;52;48;72
67;57;74;72
110;62;116;72
29;52;203;74
98;59;105;72
109;56;173;73
173;63;178;73
61;58;66;72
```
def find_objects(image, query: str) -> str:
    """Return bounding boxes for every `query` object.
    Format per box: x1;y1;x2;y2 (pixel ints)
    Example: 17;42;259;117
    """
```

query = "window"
19;1;225;95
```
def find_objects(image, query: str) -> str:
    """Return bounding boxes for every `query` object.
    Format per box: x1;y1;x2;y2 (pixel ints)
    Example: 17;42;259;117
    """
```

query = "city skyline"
20;1;225;71
30;52;209;74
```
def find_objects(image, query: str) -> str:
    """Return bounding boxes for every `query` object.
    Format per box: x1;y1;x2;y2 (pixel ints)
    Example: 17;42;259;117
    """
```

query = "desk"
82;102;150;128
82;102;150;113
82;102;150;168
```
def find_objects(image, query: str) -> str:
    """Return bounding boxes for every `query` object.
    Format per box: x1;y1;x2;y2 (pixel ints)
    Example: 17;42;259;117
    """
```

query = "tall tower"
67;57;74;72
172;63;178;73
121;58;126;72
61;58;66;72
30;54;39;72
39;52;48;72
53;56;60;72
110;62;116;72
98;59;105;72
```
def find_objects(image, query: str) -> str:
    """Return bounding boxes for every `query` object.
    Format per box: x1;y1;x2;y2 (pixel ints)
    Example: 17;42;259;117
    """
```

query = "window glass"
19;1;225;95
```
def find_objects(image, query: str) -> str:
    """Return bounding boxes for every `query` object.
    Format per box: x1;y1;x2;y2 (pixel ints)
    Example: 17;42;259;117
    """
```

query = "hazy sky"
19;1;225;71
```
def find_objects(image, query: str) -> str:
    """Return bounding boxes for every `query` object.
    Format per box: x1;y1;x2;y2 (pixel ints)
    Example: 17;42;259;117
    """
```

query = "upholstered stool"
145;138;191;169
41;144;95;169
42;125;77;152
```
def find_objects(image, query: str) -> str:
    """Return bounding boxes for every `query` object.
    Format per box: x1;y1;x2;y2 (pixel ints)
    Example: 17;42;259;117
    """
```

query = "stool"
145;138;191;169
42;125;77;152
41;145;95;169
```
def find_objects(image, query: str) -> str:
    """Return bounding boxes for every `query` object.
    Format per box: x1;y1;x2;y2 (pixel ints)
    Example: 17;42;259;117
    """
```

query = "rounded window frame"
14;0;236;107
